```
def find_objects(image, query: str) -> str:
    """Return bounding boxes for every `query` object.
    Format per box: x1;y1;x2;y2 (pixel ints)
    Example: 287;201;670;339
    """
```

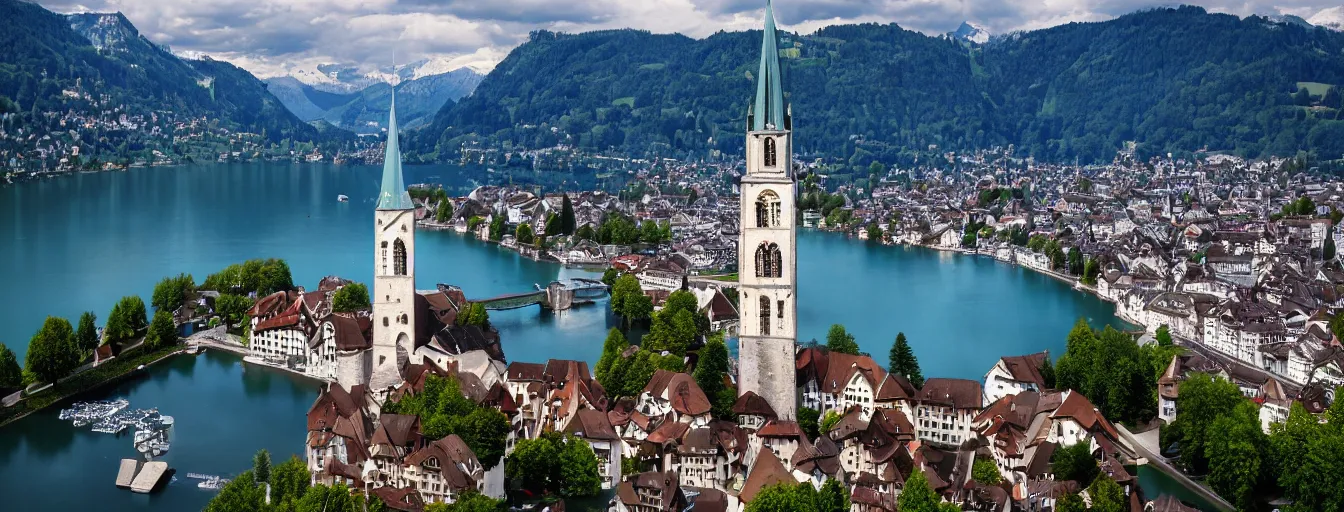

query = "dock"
115;459;139;488
129;461;170;493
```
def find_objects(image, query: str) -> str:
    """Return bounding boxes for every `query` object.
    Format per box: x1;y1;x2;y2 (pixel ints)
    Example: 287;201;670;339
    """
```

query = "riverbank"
0;343;185;428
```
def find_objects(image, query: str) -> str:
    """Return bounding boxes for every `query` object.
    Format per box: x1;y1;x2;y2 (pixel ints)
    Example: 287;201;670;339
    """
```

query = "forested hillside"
411;6;1344;166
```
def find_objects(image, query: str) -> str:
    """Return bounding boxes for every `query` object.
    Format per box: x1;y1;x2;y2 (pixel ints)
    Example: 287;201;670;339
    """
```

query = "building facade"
371;95;417;394
737;2;798;421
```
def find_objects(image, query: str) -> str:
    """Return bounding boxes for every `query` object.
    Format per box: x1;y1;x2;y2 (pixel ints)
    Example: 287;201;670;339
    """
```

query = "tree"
75;311;98;352
1081;258;1100;285
819;410;843;434
270;456;311;507
972;458;1002;485
596;328;629;394
867;224;883;243
1324;86;1343;109
1039;355;1057;389
0;344;22;389
558;435;603;498
426;491;504;512
694;333;732;418
1067;247;1084;275
253;449;272;484
817;478;850;512
1050;441;1098;484
575;223;596;241
825;324;860;355
505;433;599;498
1053;320;1157;425
105;295;148;345
1167;373;1243;475
1271;402;1326;507
1086;476;1126;512
215;294;254;328
1155;325;1173;346
516;223;535;245
887;332;924;388
25;316;79;384
747;483;819;512
640;220;662;244
436;199;453;223
1205;401;1266;511
488;215;505;242
145;310;177;350
560;194;576;235
204;470;265;512
152;273;195;312
1055;493;1086;512
455;408;511;468
331;282;371;313
798;407;821;439
897;468;941;512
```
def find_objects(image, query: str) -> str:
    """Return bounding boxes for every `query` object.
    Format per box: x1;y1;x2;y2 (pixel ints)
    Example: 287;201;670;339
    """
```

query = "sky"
35;0;1344;79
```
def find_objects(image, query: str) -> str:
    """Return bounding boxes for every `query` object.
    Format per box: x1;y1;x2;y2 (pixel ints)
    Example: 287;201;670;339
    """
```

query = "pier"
115;459;139;488
128;460;171;493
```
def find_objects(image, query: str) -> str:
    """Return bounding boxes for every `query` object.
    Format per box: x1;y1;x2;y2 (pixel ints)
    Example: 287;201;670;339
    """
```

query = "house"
565;408;624;489
611;471;689;512
796;348;888;420
983;352;1049;404
637;370;713;427
915;378;982;447
401;434;485;505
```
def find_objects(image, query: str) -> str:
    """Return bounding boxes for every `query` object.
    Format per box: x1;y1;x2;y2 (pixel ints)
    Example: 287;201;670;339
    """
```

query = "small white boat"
159;415;174;427
337;194;349;202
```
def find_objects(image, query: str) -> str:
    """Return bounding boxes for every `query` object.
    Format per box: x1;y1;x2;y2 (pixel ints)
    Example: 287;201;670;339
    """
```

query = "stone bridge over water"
472;278;609;311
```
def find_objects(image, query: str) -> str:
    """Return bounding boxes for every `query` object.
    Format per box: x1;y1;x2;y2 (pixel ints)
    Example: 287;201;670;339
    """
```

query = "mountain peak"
951;21;991;44
1309;6;1344;31
66;11;141;51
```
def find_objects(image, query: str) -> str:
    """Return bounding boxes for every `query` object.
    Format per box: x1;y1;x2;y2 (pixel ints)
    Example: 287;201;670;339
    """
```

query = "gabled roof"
997;352;1049;387
917;378;983;409
566;408;620;440
739;447;793;504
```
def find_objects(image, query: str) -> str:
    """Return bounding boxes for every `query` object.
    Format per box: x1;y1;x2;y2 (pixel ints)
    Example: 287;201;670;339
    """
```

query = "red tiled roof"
739;448;794;504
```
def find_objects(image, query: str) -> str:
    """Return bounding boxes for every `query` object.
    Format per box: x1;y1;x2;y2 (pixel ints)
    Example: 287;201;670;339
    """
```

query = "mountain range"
265;68;483;133
408;6;1344;170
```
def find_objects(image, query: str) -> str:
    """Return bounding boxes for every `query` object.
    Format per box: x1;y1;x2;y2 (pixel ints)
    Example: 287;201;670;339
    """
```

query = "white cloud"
36;0;1344;79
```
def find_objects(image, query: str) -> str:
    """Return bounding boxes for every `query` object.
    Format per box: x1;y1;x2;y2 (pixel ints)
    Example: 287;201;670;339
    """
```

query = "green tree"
1055;493;1086;512
1053;320;1157;425
505;433;599;498
253;449;271;484
145;310;177;350
1039;355;1057;389
1271;402;1323;506
152;273;195;312
1086;476;1126;512
0;344;23;389
819;410;843;434
105;295;148;344
575;224;596;241
488;215;505;242
558;435;603;497
426;491;504;512
270;456;311;507
436;199;453;223
601;268;620;286
825;324;860;355
204;470;266;512
1167;373;1243;475
454;408;511;468
867;223;883;243
798;407;821;439
694;333;732;418
972;458;1003;485
1050;441;1099;484
595;328;629;394
1067;247;1084;275
817;478;850;512
560;194;576;235
640;220;661;244
887;332;924;388
897;468;941;512
331;282;371;313
1205;400;1266;511
516;223;535;245
1326;235;1337;261
215;294;254;327
747;483;819;512
75;311;98;352
1081;258;1100;285
25;316;79;384
1155;325;1173;346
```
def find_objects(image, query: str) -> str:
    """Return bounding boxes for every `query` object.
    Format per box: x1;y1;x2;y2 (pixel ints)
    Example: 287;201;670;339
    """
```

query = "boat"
158;415;174;427
337;194;349;202
197;476;227;490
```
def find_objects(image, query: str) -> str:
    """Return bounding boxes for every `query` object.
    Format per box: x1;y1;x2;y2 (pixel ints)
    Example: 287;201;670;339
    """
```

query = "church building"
737;0;798;421
369;94;418;394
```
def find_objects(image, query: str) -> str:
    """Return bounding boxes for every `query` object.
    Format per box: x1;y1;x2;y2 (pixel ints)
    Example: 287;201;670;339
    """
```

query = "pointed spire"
376;91;413;210
751;0;787;132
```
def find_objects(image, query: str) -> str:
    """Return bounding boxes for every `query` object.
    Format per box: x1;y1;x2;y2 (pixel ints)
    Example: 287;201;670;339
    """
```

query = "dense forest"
0;0;340;146
410;6;1344;167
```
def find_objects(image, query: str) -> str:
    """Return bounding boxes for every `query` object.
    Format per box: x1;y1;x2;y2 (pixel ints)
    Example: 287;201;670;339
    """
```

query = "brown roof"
325;314;370;351
739;448;794;504
917;378;983;409
566;408;620;440
1050;390;1121;443
756;420;804;439
731;390;777;418
999;352;1048;387
875;374;917;402
505;361;545;381
644;370;711;417
371;485;425;512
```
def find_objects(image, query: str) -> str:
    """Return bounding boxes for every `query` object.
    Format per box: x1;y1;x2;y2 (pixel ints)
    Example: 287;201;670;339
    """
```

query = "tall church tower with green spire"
738;0;797;421
369;93;416;393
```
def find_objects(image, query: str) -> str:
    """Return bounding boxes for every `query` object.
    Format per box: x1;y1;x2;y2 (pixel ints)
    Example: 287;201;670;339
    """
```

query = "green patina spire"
377;92;413;210
751;0;786;132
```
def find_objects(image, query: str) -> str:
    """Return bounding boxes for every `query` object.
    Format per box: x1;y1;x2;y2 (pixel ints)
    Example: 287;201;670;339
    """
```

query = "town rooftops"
739;447;793;504
731;390;777;419
996;352;1049;387
917;378;983;409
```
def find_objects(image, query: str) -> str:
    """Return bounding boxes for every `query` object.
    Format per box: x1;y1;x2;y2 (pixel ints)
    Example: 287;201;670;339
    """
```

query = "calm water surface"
0;163;1134;510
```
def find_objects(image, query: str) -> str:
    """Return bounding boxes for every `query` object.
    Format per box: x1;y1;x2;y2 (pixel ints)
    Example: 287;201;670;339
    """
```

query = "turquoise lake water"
0;163;1166;510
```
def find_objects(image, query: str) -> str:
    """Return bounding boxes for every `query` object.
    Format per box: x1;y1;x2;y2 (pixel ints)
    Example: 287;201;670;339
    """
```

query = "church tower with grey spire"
738;0;797;421
369;93;416;393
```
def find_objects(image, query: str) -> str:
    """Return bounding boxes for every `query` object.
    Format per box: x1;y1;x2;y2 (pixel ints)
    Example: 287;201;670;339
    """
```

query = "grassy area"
780;48;801;59
611;97;635;108
0;344;182;427
705;273;739;282
1297;81;1334;97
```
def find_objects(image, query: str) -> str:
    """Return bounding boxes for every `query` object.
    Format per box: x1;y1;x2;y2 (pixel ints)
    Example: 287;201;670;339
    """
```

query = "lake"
0;163;1143;510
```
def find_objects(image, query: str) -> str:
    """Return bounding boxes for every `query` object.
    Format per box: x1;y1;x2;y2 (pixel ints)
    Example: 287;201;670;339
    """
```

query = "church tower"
370;93;416;393
738;0;797;421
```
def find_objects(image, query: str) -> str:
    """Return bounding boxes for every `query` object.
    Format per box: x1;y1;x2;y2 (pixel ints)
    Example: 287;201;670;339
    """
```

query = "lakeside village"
5;11;1344;512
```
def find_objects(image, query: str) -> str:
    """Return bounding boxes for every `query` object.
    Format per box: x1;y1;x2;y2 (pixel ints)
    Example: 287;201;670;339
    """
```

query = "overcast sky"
36;0;1344;78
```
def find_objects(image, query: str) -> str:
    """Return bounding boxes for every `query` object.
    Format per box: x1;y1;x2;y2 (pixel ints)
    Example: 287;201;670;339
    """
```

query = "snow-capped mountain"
1310;6;1344;31
264;67;483;132
266;58;478;94
950;21;991;44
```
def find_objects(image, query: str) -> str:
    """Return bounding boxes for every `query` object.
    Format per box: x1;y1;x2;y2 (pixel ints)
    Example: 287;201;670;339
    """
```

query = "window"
754;242;782;278
381;241;388;275
755;190;781;227
759;296;771;336
763;137;777;168
393;239;408;276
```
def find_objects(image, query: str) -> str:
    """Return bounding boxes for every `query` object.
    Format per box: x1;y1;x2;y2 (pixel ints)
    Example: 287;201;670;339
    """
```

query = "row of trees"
504;432;603;499
745;480;849;512
201;259;294;297
379;374;510;468
820;324;926;388
1054;319;1180;425
594;328;684;399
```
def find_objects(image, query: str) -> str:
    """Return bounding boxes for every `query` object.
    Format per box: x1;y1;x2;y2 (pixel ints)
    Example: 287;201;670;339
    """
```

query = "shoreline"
0;345;186;429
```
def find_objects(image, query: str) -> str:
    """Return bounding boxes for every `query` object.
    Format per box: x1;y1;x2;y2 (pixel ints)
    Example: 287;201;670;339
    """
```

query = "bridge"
473;278;609;311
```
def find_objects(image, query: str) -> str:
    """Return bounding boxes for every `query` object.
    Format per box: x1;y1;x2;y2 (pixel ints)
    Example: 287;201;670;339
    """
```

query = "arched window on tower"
755;190;781;228
381;241;389;275
755;242;782;278
393;239;407;276
763;137;777;168
759;296;771;336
